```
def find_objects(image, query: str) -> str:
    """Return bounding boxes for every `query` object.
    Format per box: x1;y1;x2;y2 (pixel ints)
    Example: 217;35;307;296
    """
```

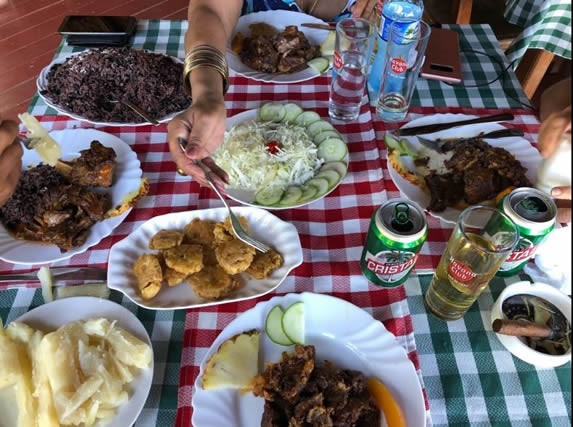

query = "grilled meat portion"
241;36;279;73
425;172;465;212
61;140;117;187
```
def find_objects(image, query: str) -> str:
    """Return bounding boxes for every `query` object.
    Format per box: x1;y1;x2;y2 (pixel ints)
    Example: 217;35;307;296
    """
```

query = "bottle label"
380;18;420;42
365;250;418;283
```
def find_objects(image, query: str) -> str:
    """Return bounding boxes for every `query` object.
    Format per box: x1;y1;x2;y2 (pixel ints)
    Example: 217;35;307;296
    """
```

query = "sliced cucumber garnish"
307;120;336;138
294;111;321;127
282;302;305;345
255;186;284;206
314;130;341;145
259;103;286;122
384;133;402;151
315;169;341;188
265;306;294;346
283;103;304;123
306;177;330;197
298;185;318;203
320;161;348;177
279;186;303;206
307;57;330;74
317;138;348;162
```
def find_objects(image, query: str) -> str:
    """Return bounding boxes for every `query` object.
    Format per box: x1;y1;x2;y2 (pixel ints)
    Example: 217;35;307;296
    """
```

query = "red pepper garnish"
266;140;280;155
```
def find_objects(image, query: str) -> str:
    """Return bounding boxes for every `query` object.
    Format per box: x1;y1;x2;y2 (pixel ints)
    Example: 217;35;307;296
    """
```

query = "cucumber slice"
320;31;335;57
265;306;294;346
317;138;348;162
383;133;402;151
398;138;419;159
307;57;330;74
294;111;321;127
259;103;286;122
283;103;304;123
320;161;348;177
314;130;341;145
306;177;330;197
298;185;318;203
255;186;284;206
282;302;305;345
279;186;303;206
307;120;336;138
315;169;340;188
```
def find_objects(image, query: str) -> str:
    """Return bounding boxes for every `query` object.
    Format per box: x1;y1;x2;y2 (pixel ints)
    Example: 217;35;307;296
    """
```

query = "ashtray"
490;281;571;368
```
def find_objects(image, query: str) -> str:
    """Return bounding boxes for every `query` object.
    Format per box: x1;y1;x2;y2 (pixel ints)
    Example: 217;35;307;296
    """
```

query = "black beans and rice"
42;47;191;123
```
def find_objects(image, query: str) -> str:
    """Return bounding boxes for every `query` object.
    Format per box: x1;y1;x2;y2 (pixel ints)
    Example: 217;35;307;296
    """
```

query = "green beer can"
360;199;428;287
496;187;557;277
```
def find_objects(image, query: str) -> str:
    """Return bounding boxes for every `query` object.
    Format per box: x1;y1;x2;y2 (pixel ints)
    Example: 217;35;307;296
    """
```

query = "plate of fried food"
107;207;303;310
228;10;332;83
0;127;147;265
385;114;542;224
0;297;153;427
191;292;427;427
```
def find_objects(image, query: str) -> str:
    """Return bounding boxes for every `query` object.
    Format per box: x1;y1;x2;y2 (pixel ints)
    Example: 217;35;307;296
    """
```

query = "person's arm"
0;119;23;207
539;77;571;122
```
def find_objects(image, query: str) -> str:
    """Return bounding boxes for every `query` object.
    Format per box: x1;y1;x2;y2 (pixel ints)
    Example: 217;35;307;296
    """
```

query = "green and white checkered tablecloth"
2;19;570;427
504;0;572;66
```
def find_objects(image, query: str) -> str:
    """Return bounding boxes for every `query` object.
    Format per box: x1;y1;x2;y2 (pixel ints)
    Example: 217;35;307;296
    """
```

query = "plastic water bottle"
367;0;424;97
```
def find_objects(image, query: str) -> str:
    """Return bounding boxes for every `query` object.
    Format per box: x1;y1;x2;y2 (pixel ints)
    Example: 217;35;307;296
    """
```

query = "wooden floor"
0;0;188;119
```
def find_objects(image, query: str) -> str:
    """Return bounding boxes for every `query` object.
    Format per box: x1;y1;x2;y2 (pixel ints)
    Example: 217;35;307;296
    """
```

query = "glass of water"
328;18;373;121
376;20;431;122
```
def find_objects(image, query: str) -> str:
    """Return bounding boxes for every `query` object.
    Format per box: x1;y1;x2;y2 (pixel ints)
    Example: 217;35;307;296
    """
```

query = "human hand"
0;119;23;207
350;0;379;22
167;95;229;189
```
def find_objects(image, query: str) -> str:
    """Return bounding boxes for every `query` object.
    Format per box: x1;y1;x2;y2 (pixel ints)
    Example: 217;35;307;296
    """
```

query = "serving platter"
228;10;331;83
386;113;542;224
36;50;187;127
192;292;426;427
11;297;154;427
107;206;303;310
0;128;143;265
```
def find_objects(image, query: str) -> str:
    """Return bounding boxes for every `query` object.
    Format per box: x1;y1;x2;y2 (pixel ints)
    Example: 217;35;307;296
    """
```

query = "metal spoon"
108;99;160;125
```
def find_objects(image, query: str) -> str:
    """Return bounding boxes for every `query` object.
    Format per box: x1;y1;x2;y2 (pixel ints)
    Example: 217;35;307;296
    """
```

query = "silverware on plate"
0;267;107;284
301;23;336;31
396;112;515;137
417;128;525;152
108;99;160;125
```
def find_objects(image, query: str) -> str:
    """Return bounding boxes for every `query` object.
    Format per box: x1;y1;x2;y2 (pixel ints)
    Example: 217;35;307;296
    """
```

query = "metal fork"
417;128;525;152
178;139;270;253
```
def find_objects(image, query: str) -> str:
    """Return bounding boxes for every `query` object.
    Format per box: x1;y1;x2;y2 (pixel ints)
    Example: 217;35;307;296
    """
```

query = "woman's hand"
167;94;229;189
0;119;23;207
350;0;379;22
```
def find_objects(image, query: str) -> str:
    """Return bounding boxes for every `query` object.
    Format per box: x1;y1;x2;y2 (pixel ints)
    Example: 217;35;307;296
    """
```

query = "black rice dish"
42;47;191;123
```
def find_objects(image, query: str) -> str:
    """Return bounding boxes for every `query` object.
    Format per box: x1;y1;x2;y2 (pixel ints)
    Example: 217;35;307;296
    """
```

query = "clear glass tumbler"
328;18;373;121
376;20;431;122
424;206;519;321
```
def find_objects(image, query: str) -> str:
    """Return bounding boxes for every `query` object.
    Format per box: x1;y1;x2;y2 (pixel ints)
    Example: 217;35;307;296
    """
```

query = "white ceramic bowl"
490;280;572;368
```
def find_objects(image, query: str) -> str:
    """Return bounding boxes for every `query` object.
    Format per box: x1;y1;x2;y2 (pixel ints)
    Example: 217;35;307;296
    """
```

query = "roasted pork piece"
58;140;117;187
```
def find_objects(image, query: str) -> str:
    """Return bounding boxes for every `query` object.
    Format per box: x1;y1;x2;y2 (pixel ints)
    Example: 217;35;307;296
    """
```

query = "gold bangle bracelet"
182;45;229;96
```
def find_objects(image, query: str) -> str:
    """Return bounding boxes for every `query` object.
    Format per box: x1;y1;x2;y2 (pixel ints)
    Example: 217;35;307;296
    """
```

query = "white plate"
0;128;143;265
223;109;349;210
228;10;331;83
192;292;426;427
36;50;187;126
107;207;303;310
12;297;153;427
387;113;542;224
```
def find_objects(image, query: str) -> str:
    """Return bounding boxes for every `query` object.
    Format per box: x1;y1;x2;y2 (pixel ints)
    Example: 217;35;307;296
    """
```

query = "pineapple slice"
202;330;260;391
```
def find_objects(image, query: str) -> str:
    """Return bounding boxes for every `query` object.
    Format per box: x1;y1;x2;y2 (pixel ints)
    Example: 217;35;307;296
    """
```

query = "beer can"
496;187;557;276
360;199;427;287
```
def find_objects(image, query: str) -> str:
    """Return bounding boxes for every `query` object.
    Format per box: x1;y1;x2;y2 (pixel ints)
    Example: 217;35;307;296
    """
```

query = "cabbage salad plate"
9;297;153;427
192;292;426;427
36;50;187;126
107;207;303;310
0;128;142;265
386;113;542;224
228;10;331;83
214;104;349;210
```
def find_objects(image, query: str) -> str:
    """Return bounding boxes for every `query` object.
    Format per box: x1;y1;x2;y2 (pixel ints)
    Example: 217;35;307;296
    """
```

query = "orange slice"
367;377;407;427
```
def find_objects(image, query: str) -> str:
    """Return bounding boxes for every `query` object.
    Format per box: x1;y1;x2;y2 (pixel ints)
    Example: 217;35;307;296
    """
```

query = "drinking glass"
328;18;373;121
424;206;519;321
376;20;431;122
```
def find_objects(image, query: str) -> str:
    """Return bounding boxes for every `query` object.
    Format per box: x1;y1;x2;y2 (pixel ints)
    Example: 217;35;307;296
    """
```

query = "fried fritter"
149;229;184;250
133;253;163;299
188;264;243;300
163;266;188;287
183;218;216;246
202;245;219;266
163;243;204;275
246;249;283;279
213;216;250;244
215;239;256;275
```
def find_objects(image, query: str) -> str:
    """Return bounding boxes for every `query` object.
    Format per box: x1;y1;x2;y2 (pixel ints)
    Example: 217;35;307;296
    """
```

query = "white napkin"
523;226;572;295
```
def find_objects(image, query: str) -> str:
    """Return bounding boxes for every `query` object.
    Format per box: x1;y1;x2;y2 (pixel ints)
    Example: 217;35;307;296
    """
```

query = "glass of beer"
424;206;519;321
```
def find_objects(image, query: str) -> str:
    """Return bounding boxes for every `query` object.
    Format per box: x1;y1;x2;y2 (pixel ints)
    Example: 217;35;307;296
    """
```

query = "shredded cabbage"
213;120;323;192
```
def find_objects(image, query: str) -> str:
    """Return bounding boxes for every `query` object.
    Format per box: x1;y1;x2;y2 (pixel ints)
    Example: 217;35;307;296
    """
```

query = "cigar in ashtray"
492;318;559;339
